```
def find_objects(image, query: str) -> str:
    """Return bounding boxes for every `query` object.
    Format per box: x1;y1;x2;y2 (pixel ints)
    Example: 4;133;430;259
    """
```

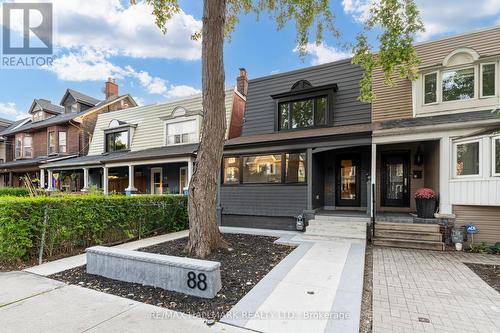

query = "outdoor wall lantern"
414;146;424;166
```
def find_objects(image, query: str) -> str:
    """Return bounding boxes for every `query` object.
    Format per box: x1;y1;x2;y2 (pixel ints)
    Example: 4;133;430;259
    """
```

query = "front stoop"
373;222;445;251
304;215;369;240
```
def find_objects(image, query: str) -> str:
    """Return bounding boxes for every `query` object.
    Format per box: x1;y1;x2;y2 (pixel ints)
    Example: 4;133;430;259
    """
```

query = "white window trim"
493;135;500;177
164;116;200;146
422;72;439;105
480;62;497;98
453;138;482;178
441;65;477;104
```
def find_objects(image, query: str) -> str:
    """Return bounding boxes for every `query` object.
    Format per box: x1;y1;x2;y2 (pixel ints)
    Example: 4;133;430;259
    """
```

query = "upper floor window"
481;63;496;97
15;134;32;159
33;111;45;122
424;73;437;104
442;67;475;102
48;131;56;155
106;130;129;152
166;120;196;145
278;96;327;130
58;131;67;153
454;140;480;177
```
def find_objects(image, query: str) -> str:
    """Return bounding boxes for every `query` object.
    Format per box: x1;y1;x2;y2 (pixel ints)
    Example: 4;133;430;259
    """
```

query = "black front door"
381;152;410;207
336;154;361;207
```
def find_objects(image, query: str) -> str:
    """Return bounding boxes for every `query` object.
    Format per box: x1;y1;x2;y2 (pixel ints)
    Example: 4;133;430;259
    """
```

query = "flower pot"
415;198;436;218
455;243;463;251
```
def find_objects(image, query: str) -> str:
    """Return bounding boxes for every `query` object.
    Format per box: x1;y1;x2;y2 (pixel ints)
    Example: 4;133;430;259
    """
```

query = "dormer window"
442;67;475;102
166;120;196;145
71;103;78;113
272;81;336;131
106;130;129;152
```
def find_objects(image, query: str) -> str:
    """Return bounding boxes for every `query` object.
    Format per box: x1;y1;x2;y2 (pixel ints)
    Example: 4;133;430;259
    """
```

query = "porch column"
39;169;46;189
8;172;12;187
103;167;109;195
125;165;137;195
439;136;452;215
187;157;193;185
47;170;54;191
370;143;377;219
81;168;89;192
307;148;313;211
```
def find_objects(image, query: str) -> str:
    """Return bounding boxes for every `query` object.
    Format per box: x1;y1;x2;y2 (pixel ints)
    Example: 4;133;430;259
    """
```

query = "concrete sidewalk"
0;271;248;333
24;230;189;276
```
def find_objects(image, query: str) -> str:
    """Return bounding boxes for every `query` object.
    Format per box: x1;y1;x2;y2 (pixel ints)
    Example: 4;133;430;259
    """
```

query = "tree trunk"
186;0;227;258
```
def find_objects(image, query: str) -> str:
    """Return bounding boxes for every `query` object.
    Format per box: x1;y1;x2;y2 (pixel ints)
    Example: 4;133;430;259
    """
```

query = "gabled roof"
29;99;64;115
60;89;101;106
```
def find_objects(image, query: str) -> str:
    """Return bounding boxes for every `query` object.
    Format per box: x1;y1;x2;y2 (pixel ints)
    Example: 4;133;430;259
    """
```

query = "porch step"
373;238;445;251
375;222;440;233
314;215;371;223
374;229;442;242
304;220;367;240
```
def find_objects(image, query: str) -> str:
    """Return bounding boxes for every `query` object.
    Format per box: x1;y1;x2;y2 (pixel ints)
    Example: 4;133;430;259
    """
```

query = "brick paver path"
373;247;500;333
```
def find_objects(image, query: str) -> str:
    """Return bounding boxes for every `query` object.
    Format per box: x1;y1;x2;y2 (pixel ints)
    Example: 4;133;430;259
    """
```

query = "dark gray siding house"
219;59;372;230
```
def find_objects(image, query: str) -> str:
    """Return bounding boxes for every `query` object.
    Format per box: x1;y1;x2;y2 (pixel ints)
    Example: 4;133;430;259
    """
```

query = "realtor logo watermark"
2;2;54;68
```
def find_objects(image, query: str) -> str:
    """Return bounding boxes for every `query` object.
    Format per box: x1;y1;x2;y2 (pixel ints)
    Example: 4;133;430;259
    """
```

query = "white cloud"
132;96;145;106
0;102;26;120
46;48;199;99
295;43;351;65
2;0;202;60
342;0;500;41
165;85;201;99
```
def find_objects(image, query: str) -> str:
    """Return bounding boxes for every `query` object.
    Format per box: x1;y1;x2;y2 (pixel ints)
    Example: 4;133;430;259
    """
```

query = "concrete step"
373;238;445;251
374;229;442;242
308;220;367;228
375;222;440;233
305;219;367;240
314;215;371;223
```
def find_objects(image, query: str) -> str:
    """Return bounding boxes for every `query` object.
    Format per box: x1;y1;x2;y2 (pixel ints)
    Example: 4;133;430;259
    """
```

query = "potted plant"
414;188;437;218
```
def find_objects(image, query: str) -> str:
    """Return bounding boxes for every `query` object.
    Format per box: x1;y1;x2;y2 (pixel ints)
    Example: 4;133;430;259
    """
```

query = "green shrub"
0;195;188;262
0;187;30;197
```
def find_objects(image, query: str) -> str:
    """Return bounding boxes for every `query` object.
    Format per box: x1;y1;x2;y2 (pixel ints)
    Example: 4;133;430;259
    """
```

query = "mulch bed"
360;244;373;333
465;263;500;293
50;233;294;320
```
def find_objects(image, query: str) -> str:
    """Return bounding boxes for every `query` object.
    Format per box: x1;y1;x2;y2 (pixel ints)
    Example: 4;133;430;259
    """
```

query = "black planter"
415;198;436;218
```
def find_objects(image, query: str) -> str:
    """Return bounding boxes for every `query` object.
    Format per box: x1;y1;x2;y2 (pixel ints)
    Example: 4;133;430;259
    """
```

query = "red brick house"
0;79;136;188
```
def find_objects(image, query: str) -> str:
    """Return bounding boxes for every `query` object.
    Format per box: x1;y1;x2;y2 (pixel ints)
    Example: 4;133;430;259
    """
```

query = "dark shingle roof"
63;89;101;106
34;99;64;114
0;155;77;169
376;110;500;130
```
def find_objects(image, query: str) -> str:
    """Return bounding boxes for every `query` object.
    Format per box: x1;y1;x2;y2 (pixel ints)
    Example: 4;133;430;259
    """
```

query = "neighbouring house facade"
0;79;136;190
0;117;13;186
219;60;372;230
371;26;500;243
42;73;247;194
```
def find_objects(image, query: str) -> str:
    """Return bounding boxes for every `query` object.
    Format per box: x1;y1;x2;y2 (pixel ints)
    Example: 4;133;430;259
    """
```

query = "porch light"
414;146;424;166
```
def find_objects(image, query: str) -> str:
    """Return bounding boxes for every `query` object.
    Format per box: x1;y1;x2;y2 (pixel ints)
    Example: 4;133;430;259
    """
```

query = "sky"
0;0;500;121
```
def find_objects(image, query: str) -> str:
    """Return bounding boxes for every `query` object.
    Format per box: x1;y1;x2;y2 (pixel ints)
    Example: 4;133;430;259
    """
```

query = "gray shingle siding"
242;59;370;136
220;185;307;217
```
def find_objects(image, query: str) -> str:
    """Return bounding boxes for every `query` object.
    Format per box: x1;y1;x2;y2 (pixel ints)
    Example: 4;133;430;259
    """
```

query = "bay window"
106;130;129;152
166;120;196;145
278;95;327;130
223;152;307;184
494;136;500;176
481;63;496;97
454;140;480;177
58;131;67;153
442;67;475;102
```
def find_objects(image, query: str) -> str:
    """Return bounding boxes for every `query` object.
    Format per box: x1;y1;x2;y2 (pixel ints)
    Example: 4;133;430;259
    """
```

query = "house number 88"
187;271;207;291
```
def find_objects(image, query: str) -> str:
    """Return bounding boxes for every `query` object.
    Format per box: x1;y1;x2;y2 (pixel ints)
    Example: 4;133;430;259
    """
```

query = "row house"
219;27;500;246
41;71;247;194
0;79;137;189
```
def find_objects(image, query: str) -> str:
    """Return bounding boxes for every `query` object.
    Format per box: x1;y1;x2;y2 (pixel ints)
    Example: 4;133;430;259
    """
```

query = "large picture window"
166;120;196;145
455;140;480;176
223;152;307;184
442;67;475;102
278;96;327;130
106;130;129;152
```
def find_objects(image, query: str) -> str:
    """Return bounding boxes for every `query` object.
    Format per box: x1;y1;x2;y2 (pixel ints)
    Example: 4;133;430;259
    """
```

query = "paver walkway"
372;247;500;333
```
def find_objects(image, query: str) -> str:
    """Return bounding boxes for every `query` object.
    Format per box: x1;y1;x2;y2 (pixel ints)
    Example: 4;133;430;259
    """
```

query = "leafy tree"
132;0;424;257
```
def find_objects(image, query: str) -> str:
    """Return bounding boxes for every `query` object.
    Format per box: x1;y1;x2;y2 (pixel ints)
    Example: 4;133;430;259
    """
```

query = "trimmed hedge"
0;187;30;197
0;195;188;262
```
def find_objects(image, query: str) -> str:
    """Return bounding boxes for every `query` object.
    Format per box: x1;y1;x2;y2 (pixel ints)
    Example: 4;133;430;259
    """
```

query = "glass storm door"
381;152;410;207
336;155;361;207
179;167;188;194
151;168;163;194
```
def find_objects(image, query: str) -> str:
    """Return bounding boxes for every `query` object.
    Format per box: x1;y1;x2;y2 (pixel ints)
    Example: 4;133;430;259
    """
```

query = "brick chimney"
105;78;119;100
236;68;248;96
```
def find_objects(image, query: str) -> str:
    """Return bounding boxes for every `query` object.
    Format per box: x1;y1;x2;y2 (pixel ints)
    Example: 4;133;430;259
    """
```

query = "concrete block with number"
86;246;222;298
